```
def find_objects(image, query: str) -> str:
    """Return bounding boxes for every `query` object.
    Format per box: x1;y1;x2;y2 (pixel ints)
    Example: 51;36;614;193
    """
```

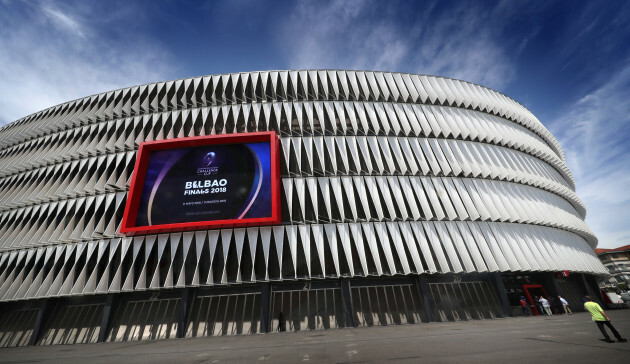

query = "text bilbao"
184;179;228;195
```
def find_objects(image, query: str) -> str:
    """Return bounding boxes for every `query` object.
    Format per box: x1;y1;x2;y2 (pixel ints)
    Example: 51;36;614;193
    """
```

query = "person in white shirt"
539;296;552;316
558;295;572;315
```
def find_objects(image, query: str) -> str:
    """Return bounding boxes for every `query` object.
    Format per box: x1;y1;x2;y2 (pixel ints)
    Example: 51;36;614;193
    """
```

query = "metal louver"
0;70;605;304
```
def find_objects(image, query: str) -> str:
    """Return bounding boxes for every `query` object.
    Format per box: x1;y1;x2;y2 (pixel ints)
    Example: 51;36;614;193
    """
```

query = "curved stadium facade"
0;70;607;347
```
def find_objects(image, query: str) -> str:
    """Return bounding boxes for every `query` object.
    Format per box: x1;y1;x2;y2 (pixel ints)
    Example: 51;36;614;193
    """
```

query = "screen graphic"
120;132;280;235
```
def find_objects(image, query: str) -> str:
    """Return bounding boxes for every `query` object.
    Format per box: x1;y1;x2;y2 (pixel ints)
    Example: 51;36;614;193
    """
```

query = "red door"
522;284;548;316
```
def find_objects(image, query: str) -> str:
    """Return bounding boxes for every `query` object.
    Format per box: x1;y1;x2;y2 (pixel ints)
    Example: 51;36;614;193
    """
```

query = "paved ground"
2;310;630;363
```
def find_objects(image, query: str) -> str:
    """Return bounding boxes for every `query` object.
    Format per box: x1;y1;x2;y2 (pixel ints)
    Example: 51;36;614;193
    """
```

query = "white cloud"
0;1;175;125
284;1;398;71
412;3;518;90
281;0;523;90
549;62;630;248
41;4;86;39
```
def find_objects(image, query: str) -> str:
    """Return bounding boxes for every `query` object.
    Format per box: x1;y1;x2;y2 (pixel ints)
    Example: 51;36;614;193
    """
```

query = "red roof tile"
595;244;630;254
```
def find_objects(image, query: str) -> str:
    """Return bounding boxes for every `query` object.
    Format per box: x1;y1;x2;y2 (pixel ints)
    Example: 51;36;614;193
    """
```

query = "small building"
596;245;630;289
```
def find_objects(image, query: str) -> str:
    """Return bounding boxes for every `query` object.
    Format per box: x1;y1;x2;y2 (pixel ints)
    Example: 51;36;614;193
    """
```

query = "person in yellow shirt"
584;296;627;343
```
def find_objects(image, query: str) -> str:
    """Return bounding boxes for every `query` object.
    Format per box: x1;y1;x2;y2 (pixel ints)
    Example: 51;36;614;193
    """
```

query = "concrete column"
340;278;354;328
413;275;435;322
98;294;119;343
581;274;605;304
539;273;560;298
260;283;271;333
488;272;512;318
29;298;55;346
576;273;589;297
176;288;195;338
551;277;562;297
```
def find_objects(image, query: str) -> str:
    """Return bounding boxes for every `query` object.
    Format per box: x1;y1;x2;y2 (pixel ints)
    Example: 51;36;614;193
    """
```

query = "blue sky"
0;0;629;248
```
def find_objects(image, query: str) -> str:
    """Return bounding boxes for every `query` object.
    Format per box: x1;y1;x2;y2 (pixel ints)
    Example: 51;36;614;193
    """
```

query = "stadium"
0;70;608;347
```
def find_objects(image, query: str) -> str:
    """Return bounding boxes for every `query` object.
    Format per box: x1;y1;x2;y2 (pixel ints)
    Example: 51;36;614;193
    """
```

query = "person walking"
539;296;552;316
583;296;627;343
520;296;530;316
277;312;286;332
558;295;572;315
534;296;545;316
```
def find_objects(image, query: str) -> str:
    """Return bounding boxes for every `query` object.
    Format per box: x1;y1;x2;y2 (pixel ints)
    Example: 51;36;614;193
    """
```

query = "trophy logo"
202;151;216;166
197;151;219;175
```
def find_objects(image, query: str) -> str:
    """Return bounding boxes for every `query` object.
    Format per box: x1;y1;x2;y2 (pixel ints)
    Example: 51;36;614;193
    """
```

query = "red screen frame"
120;131;281;235
522;284;548;316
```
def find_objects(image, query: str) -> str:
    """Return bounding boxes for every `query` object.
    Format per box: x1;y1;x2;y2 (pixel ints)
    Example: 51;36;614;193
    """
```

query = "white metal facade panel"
0;70;607;302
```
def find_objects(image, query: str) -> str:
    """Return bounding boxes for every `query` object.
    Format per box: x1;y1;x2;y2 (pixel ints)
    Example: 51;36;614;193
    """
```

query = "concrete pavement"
2;310;629;363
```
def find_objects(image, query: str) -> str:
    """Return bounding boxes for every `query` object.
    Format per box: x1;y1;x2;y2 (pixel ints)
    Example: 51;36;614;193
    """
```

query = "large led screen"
120;132;280;235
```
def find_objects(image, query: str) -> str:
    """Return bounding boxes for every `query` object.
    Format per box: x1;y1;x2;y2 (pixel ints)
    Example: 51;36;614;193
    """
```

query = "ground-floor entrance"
0;272;603;347
501;272;600;316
